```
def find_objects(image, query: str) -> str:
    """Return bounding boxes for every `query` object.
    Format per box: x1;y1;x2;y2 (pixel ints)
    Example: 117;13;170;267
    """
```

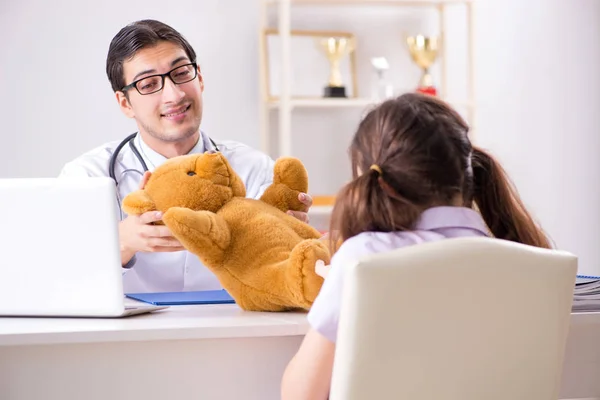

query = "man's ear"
198;70;205;92
122;189;156;215
116;91;135;118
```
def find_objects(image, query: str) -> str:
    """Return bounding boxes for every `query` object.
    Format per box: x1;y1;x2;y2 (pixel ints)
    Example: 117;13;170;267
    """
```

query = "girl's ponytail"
328;166;421;251
471;147;552;248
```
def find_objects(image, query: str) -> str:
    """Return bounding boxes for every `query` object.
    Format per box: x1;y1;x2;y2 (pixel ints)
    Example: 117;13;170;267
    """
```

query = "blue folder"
126;290;235;306
577;274;600;280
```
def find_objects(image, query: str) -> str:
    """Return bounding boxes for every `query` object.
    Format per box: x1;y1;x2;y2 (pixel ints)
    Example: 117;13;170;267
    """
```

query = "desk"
0;301;308;400
0;304;598;400
560;311;600;400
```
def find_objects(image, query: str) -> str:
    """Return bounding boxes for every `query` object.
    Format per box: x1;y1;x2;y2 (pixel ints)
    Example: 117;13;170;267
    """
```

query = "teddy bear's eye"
187;171;196;176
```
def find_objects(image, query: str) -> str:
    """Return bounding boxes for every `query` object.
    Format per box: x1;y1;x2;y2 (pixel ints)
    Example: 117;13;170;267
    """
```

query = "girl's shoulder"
333;231;415;264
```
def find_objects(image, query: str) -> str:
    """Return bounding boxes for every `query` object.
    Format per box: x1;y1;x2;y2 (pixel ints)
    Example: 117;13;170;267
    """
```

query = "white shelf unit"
258;0;476;159
267;97;375;109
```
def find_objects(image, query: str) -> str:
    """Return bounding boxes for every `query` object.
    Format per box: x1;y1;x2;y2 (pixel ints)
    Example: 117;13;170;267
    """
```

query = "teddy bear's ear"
122;189;157;215
199;153;246;197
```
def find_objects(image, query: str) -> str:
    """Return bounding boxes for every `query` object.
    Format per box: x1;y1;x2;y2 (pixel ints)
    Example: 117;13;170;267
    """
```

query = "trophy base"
416;86;437;96
323;86;347;98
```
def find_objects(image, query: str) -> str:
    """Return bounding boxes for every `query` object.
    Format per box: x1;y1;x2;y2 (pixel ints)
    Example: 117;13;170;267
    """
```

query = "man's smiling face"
116;40;204;143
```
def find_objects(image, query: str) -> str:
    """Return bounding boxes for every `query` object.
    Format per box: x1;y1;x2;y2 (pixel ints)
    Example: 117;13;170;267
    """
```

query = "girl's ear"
122;189;156;215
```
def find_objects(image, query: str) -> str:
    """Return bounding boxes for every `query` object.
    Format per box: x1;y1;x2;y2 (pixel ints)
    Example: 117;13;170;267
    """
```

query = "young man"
59;19;312;293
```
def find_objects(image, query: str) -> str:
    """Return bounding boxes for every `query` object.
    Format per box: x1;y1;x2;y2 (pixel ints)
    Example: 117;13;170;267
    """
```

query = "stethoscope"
109;132;220;219
108;132;220;184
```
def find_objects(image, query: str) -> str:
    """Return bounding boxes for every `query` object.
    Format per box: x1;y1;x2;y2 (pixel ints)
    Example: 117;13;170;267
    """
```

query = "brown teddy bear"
122;152;330;312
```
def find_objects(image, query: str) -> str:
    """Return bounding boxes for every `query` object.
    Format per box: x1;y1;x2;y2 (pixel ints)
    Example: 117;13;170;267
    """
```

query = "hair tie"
369;164;382;176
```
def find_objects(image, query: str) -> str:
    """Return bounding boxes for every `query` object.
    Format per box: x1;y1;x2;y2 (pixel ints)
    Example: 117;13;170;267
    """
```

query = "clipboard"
126;290;235;306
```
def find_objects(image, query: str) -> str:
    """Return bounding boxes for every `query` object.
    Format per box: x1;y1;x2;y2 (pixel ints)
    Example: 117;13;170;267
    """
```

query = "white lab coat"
59;131;275;293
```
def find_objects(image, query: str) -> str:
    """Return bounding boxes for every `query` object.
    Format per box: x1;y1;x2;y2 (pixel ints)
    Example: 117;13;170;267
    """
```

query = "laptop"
0;176;167;317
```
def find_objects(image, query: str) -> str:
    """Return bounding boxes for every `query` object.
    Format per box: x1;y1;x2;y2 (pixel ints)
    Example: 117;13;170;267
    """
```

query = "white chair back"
330;237;577;400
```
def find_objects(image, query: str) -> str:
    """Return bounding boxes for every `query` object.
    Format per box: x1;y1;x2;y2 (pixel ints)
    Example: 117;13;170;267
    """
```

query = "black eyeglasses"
121;62;198;95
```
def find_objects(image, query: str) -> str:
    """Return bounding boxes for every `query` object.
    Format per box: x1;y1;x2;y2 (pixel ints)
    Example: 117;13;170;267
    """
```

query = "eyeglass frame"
120;61;199;95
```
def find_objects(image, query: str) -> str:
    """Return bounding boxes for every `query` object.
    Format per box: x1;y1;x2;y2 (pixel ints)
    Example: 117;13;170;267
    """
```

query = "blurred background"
1;0;598;275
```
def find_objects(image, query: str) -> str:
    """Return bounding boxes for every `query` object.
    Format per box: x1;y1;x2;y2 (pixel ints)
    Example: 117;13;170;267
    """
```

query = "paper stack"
572;275;600;312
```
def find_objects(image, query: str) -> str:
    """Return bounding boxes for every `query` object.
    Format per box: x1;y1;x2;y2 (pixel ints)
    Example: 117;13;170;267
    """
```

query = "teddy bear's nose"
187;171;196;176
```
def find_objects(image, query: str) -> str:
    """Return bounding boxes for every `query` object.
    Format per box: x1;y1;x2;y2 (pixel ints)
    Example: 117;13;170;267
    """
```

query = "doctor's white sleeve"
242;151;276;199
58;162;94;178
58;154;113;178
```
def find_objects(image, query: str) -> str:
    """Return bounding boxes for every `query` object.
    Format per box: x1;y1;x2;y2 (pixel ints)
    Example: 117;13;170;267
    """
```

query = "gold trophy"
406;34;440;96
317;36;355;98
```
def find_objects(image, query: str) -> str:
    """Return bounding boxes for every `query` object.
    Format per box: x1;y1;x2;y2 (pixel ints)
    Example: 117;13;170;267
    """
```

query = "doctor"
59;19;312;293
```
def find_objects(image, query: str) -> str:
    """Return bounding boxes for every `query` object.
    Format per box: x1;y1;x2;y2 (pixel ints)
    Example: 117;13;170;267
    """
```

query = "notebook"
126;290;235;306
572;275;600;312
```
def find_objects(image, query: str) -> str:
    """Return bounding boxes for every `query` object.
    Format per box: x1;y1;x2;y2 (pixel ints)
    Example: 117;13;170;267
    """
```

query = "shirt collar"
134;131;207;172
200;130;219;152
414;206;491;236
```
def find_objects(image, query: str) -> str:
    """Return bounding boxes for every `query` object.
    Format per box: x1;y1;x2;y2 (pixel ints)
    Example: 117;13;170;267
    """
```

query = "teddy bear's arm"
121;189;156;215
162;207;231;266
260;183;303;213
260;158;308;213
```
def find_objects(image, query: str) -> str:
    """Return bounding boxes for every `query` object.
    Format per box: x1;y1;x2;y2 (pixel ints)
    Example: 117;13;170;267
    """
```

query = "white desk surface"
1;301;597;347
0;304;599;400
0;300;311;346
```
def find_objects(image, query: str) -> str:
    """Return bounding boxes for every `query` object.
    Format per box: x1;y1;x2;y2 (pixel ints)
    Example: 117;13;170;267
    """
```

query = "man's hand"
287;192;312;223
119;171;185;266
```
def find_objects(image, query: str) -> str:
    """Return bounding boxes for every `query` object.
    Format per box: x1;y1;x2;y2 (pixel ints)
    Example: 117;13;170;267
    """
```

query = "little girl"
281;92;551;399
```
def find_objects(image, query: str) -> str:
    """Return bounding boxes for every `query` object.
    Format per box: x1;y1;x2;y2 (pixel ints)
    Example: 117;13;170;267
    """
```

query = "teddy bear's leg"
259;158;308;213
162;207;231;266
282;238;331;309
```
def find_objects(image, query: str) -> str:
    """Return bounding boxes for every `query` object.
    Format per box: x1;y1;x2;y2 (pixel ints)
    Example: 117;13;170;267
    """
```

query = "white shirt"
307;206;491;343
59;130;275;293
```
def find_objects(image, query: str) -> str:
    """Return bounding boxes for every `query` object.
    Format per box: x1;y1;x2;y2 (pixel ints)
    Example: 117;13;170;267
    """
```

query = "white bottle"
370;57;394;102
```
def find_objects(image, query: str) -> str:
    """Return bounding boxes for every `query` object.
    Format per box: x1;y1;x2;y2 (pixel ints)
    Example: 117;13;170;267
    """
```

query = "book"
572;275;600;312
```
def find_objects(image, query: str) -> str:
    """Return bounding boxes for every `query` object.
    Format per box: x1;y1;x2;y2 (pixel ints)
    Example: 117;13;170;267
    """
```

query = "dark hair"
106;19;197;92
329;92;551;249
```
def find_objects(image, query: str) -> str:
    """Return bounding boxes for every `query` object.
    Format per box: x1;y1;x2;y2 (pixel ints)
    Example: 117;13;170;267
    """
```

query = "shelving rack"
258;0;475;217
258;0;476;159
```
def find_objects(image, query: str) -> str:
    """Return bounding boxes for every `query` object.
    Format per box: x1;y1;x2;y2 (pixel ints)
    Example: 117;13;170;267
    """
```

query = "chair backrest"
330;237;577;400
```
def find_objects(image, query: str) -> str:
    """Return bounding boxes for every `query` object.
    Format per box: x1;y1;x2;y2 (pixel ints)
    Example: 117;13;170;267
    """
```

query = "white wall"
474;0;600;277
1;0;599;275
0;0;261;174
